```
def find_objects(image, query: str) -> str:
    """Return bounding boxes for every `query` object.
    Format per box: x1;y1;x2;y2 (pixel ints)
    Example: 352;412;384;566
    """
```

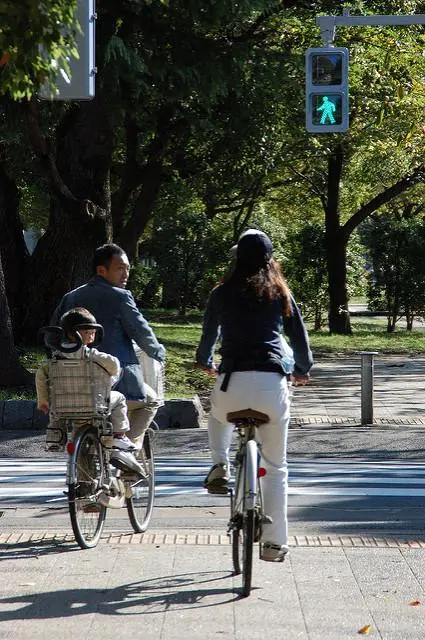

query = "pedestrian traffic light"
38;0;96;101
305;47;349;133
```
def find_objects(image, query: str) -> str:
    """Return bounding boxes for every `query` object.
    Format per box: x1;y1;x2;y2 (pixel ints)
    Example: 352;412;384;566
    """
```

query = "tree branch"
342;164;425;240
111;113;143;232
24;97;76;205
228;0;309;43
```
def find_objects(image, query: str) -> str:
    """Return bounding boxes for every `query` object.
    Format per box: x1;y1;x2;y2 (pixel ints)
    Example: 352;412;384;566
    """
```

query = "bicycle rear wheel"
126;428;155;532
68;427;107;549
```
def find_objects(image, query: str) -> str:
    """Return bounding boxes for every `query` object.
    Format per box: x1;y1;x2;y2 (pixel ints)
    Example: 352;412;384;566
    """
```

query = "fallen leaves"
357;600;422;634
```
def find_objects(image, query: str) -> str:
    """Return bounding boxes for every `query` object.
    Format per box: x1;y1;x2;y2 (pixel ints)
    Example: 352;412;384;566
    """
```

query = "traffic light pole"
317;8;425;45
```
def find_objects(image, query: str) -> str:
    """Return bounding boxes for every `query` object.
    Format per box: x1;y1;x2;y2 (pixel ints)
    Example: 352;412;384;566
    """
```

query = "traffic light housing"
305;47;349;133
38;0;96;101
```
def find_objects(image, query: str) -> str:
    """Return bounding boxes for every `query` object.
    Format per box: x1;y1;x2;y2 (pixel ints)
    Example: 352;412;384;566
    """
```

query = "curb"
0;397;204;430
291;416;425;426
2;531;425;548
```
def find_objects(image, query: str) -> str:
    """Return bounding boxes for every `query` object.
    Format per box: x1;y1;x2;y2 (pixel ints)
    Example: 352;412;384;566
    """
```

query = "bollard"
355;351;379;425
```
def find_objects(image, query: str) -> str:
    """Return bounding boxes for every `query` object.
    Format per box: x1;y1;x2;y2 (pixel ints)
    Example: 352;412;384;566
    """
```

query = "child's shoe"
111;434;137;452
45;426;66;452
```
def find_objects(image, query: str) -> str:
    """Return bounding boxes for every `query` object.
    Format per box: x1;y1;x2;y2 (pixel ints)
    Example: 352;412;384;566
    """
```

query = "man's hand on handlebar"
290;373;310;387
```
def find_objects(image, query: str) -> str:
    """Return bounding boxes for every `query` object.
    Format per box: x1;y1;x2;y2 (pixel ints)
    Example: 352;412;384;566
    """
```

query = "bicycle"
66;417;155;549
226;408;271;597
41;327;155;550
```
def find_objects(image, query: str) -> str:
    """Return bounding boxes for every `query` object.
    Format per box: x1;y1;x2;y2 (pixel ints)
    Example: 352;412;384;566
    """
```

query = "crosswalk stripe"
1;457;425;503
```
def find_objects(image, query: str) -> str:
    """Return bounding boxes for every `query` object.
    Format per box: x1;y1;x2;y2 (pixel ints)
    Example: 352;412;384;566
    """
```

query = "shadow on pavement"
0;569;240;619
0;538;79;559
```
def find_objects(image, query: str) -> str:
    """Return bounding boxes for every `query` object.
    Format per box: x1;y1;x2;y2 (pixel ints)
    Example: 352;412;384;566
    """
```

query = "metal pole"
356;351;379;425
316;11;425;44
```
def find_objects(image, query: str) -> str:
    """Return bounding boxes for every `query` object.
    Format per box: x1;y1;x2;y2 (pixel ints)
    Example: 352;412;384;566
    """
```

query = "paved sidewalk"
2;535;425;639
2;355;425;639
290;355;425;425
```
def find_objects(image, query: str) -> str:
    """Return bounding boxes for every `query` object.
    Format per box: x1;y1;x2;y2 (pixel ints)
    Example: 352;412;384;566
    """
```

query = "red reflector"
66;442;75;455
258;467;266;478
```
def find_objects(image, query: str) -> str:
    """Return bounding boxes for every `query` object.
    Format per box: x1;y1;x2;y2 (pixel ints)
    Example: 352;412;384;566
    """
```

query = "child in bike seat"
36;307;145;477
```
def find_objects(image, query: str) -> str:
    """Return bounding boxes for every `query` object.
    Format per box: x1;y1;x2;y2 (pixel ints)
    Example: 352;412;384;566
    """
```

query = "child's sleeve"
35;363;49;405
90;348;121;377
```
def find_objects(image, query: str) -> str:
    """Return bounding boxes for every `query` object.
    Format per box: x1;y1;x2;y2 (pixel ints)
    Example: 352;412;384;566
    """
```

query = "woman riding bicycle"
196;229;313;562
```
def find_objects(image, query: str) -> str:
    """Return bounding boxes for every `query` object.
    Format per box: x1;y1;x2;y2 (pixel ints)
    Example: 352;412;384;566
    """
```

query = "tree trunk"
0;164;29;338
116;159;164;259
0;253;33;387
21;199;109;342
21;99;114;342
325;145;352;335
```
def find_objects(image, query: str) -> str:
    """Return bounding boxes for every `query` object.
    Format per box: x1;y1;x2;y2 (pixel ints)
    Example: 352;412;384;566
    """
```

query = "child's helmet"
60;307;104;346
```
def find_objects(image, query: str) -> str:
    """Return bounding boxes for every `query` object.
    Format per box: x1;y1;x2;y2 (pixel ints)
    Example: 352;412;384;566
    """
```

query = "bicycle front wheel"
232;508;255;596
126;429;155;532
231;440;258;596
68;427;106;549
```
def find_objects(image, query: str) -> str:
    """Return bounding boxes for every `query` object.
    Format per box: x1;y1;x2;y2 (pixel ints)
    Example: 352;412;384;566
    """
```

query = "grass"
309;319;425;356
3;310;424;402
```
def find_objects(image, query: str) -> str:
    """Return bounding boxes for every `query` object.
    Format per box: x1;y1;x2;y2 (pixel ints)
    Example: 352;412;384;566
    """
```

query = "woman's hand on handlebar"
194;362;217;376
290;373;310;387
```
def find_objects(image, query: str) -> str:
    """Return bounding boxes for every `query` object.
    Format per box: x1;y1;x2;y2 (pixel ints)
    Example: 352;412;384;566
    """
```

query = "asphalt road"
2;427;425;538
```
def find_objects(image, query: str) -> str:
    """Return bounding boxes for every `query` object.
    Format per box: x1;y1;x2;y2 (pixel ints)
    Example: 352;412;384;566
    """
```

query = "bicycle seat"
226;409;269;425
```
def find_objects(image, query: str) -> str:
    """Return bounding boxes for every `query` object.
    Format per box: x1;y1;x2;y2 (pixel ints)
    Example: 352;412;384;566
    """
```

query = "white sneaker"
111;434;137;452
261;543;289;563
203;463;229;494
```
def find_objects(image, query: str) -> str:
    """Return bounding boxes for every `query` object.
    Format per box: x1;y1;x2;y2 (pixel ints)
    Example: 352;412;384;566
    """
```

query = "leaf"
358;625;372;635
409;600;421;606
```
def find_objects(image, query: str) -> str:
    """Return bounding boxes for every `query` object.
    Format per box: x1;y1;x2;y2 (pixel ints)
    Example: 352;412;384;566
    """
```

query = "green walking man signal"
305;47;349;133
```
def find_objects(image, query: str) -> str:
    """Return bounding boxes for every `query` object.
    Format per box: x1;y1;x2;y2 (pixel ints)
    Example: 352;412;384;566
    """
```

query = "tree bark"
20;99;114;342
0;253;33;386
325;145;352;334
0;163;29;337
116;159;164;259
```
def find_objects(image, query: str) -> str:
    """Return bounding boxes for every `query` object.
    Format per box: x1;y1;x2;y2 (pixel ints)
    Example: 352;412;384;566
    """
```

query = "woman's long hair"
221;258;292;316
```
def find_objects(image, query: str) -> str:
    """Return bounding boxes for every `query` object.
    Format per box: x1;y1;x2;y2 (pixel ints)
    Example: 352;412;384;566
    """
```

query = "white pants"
209;371;290;548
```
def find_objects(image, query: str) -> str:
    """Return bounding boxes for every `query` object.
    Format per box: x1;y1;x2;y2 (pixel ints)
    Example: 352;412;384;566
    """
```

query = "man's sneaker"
111;434;137;452
109;450;146;478
203;463;229;494
261;543;289;563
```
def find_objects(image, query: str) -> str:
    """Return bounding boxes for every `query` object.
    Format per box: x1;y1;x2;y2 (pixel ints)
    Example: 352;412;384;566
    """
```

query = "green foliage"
284;223;366;328
0;0;79;99
147;185;234;313
127;261;161;307
360;201;425;331
285;222;328;328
